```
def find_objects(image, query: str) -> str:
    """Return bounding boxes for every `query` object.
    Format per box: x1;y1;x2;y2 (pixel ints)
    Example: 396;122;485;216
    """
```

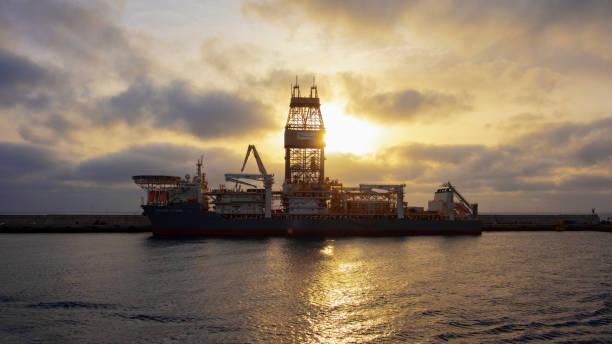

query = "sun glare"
322;103;381;155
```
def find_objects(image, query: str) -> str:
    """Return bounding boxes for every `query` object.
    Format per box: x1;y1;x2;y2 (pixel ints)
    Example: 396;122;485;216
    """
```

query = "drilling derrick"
283;77;329;214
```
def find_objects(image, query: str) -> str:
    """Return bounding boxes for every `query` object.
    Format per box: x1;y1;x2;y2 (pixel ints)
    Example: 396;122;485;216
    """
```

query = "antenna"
310;75;318;98
292;75;300;97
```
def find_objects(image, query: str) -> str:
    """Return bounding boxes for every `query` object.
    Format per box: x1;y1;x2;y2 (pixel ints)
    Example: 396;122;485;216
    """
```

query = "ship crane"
224;145;274;218
441;182;478;217
225;177;257;189
359;184;406;219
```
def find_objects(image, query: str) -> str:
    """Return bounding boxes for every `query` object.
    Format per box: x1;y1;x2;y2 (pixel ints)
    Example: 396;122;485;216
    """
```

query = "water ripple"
0;232;610;343
26;301;118;310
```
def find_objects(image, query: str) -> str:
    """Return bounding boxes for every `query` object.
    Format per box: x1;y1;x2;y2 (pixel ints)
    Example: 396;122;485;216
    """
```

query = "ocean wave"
113;313;202;323
26;301;118;310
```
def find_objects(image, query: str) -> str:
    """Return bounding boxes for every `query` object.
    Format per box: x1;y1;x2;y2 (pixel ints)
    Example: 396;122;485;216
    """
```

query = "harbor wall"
0;215;151;233
479;214;600;225
479;214;608;231
0;214;609;233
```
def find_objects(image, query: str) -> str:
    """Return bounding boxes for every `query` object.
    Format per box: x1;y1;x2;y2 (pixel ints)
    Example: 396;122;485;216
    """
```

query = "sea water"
0;232;610;343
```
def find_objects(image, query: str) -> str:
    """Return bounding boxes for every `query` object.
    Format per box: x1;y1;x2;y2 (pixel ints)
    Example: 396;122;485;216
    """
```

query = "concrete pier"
0;214;609;233
0;215;151;233
479;214;610;232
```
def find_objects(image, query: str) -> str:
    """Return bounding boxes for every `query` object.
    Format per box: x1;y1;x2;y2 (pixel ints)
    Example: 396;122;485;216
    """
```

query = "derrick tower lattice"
283;77;328;214
284;77;325;184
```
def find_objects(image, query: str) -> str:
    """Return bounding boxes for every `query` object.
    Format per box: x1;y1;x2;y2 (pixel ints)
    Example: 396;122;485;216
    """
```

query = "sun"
321;102;382;155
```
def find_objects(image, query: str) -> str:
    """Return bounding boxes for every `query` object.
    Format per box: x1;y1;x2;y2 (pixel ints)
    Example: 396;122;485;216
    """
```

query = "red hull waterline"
152;228;482;236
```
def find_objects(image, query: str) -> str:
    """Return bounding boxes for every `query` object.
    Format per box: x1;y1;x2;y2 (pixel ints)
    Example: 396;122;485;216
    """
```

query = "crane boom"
232;145;274;218
224;176;257;188
441;182;478;217
225;173;267;181
241;145;269;176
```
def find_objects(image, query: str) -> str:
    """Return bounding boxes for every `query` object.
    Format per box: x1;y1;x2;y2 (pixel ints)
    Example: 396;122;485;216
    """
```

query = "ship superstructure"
133;78;482;236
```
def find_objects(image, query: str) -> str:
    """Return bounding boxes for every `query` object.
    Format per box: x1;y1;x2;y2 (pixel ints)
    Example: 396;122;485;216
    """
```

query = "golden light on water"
321;244;334;256
305;241;390;343
322;103;382;155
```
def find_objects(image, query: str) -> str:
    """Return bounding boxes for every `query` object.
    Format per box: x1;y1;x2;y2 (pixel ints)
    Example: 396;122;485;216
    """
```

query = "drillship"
133;79;481;236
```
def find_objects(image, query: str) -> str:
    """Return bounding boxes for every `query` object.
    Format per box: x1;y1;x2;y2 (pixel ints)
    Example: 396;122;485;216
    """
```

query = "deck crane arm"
225;173;265;181
241;145;269;176
224;175;257;189
442;182;478;217
231;145;274;218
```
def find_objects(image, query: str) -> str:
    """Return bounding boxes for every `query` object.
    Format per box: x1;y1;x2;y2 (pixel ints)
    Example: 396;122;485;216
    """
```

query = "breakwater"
479;214;610;232
1;214;610;233
0;215;151;233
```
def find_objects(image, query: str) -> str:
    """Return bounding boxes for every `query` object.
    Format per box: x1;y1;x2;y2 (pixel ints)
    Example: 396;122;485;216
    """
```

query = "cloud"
244;0;411;26
243;0;414;44
0;0;149;80
201;38;261;77
0;49;56;109
0;142;245;213
1;115;610;213
99;79;276;138
244;0;612;75
0;1;610;214
515;116;612;166
339;73;471;123
326;116;612;197
246;0;612;43
72;143;242;184
355;89;470;122
0;142;59;179
0;1;282;151
0;0;157;148
560;173;612;190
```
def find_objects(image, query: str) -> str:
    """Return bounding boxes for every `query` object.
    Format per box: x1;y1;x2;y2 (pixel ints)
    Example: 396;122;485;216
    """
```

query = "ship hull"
143;204;482;236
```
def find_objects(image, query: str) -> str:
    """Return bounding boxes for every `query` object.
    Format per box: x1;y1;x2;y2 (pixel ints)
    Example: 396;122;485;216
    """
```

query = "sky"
0;0;611;214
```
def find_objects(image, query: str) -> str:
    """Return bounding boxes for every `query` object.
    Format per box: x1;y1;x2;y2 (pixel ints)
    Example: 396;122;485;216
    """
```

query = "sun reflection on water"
304;242;391;343
321;245;334;256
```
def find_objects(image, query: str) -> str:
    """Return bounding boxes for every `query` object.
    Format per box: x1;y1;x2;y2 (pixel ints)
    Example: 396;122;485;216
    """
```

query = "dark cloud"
0;0;155;147
394;144;487;165
0;142;58;178
326;116;612;198
560;174;612;190
362;89;470;122
73;144;242;184
340;73;471;122
16;112;84;145
0;178;133;214
0;142;245;213
1;114;611;213
0;1;609;213
436;0;612;32
0;0;148;80
99;79;276;138
517;117;612;166
0;49;55;109
0;1;280;146
575;139;612;166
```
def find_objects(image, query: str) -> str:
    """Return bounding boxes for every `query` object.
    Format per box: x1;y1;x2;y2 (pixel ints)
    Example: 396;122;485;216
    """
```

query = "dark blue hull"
143;203;482;236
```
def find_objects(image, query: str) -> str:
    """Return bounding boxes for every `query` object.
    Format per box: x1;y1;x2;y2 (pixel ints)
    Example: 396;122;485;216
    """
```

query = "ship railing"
218;213;447;221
